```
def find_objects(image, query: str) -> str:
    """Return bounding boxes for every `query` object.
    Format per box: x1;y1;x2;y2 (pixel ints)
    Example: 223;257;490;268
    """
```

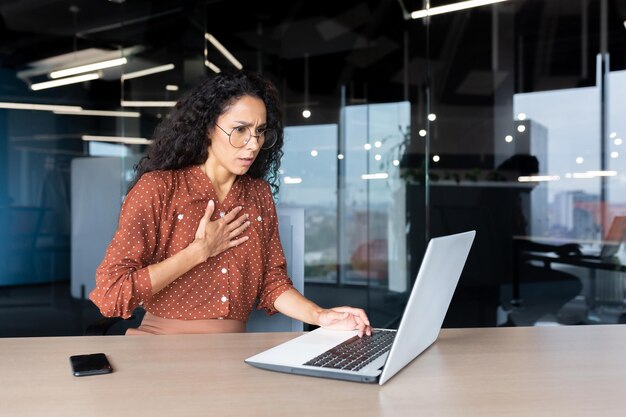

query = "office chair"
512;216;626;326
512;241;584;326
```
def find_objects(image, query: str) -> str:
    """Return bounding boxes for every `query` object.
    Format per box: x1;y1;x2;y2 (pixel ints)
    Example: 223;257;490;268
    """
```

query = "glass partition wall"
1;0;625;336
424;0;626;326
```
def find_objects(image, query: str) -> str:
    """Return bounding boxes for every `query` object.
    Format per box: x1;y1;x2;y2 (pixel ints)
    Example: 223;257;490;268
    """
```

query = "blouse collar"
188;165;245;210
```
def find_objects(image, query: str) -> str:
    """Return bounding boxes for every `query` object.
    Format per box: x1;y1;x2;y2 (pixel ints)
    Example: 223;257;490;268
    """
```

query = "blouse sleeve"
256;182;296;315
88;173;163;318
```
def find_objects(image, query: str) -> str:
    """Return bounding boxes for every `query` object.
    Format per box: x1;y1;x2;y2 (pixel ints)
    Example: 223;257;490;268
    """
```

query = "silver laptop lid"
379;230;475;385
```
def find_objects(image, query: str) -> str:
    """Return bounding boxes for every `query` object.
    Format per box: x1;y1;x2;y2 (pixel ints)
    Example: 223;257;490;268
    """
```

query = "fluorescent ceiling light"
205;33;243;69
586;170;617;177
50;57;127;79
583;170;617;177
204;60;221;74
0;102;82;112
54;109;140;118
121;100;177;107
31;73;100;91
565;171;618;179
411;0;509;19
571;172;595;179
121;63;175;81
361;173;389;180
518;175;560;182
165;85;179;91
284;176;303;184
82;135;153;145
0;102;139;118
17;46;143;81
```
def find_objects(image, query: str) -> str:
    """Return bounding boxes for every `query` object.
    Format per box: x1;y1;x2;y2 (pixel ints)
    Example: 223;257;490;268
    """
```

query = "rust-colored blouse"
89;166;294;322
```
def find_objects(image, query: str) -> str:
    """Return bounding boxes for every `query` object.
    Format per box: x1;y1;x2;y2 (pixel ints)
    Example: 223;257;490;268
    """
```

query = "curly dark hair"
131;70;284;193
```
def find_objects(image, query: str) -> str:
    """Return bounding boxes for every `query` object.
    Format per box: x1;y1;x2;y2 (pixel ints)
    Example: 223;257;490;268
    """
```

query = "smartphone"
69;353;113;377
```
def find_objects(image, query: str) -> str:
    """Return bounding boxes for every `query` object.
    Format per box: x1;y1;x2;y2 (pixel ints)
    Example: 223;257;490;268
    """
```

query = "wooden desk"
2;326;626;417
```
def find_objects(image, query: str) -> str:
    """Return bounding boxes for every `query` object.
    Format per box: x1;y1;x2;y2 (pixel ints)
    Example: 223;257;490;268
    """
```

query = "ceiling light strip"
564;171;619;179
586;170;617;177
54;109;141;118
50;57;127;79
121;100;177;107
121;63;175;81
411;0;509;20
284;176;303;184
205;33;243;69
31;73;100;91
82;135;153;145
204;60;221;74
0;102;83;112
517;175;560;182
571;172;595;179
361;173;389;180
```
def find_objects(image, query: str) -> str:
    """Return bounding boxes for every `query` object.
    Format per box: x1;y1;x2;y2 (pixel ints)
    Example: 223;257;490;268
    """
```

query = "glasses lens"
229;127;249;148
261;129;277;149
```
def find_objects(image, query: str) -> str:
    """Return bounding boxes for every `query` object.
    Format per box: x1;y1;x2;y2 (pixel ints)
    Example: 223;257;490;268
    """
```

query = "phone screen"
70;353;113;377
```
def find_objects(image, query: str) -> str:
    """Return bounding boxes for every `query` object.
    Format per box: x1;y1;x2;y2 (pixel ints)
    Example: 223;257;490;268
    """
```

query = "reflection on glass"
514;69;626;241
280;125;338;284
343;102;410;293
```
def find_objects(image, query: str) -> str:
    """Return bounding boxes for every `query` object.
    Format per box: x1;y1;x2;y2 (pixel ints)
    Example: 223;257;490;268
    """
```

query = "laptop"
578;216;626;260
245;230;476;385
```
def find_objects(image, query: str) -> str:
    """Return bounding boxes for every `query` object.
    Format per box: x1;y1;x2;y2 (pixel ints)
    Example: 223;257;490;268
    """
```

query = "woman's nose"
246;135;261;150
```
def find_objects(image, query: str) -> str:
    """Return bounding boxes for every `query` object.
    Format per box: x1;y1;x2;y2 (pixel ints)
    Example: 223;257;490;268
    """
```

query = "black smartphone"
69;353;113;377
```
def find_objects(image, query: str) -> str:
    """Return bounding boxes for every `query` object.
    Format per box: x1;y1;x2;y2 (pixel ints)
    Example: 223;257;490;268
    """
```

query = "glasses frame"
215;124;277;150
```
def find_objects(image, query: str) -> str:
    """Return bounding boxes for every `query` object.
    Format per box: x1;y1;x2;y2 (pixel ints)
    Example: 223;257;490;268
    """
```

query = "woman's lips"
238;157;254;166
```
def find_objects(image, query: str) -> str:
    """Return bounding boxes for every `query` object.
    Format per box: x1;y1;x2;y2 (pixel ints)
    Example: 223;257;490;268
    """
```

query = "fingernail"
208;200;214;206
246;221;250;226
245;214;249;219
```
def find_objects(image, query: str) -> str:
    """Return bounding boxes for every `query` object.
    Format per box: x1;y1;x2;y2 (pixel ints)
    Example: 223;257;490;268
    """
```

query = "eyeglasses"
215;124;277;150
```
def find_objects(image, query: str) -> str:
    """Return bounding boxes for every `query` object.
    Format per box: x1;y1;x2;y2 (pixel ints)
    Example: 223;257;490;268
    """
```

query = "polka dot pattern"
89;165;295;322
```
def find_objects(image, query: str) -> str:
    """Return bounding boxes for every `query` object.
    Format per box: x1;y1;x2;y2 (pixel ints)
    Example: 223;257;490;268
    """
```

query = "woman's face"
207;95;267;177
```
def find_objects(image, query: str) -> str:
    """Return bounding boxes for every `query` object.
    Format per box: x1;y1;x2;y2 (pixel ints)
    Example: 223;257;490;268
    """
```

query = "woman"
90;70;371;336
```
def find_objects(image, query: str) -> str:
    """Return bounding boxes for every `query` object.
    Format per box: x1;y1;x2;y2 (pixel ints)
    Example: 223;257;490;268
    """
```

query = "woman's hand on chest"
187;200;251;264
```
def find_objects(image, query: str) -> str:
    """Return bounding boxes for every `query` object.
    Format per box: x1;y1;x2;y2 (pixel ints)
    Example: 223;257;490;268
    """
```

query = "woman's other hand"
318;306;372;337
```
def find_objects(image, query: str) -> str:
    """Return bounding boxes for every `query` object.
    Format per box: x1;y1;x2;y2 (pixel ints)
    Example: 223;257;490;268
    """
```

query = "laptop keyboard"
303;329;396;371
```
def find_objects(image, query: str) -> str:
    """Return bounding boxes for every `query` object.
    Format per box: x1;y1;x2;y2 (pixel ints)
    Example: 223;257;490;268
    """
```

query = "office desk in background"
512;236;626;307
2;326;626;416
